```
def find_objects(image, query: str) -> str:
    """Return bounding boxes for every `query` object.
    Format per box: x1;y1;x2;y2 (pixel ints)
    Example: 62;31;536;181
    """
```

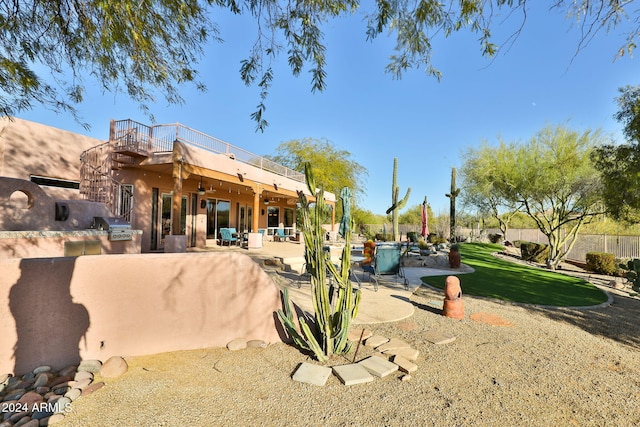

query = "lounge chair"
363;244;408;290
274;228;290;242
219;228;239;246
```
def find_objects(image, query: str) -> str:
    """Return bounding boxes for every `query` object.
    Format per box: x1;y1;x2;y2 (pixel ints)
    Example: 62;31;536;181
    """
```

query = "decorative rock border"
289;329;426;386
0;357;127;426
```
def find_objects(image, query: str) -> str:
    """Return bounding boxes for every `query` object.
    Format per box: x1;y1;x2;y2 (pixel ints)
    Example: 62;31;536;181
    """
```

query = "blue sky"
21;3;639;216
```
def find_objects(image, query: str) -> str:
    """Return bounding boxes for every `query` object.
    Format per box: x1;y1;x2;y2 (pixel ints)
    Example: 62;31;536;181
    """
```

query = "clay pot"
443;298;464;319
444;276;461;300
448;249;461;268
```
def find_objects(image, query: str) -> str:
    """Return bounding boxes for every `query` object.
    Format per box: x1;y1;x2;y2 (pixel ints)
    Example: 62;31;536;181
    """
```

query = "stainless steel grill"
92;216;133;241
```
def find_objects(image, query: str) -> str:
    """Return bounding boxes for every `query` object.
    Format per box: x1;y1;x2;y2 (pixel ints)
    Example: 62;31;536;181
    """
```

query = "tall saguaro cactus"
386;158;411;241
446;167;461;242
276;163;361;363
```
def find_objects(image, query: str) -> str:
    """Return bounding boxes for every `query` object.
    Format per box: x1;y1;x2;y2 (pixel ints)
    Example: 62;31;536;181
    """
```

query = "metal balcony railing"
110;119;306;183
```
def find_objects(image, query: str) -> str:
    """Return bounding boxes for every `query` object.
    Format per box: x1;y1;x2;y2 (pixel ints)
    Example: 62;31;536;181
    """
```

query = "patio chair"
274;228;290;242
363;244;408;291
219;228;238;246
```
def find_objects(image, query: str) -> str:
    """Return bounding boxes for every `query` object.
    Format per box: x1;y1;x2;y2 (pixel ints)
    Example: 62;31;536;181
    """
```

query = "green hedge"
585;252;617;276
520;241;549;263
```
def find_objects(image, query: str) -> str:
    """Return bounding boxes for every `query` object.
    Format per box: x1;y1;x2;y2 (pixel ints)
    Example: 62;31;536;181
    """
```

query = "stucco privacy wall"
0;252;284;375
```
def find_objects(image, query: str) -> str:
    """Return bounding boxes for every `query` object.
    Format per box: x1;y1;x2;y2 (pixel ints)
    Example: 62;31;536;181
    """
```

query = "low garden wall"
0;252;284;375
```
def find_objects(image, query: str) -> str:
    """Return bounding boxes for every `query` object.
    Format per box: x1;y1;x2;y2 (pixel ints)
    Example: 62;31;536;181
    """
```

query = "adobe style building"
0;117;336;253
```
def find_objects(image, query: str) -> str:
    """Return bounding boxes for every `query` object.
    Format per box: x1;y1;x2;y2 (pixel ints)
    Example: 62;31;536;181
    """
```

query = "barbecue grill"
92;216;133;241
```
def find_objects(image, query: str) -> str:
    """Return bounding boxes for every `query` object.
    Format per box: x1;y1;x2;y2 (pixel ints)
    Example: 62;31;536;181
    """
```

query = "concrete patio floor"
189;239;467;324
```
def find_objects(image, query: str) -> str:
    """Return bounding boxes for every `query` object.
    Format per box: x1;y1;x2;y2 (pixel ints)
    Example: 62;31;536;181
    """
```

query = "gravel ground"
59;276;640;427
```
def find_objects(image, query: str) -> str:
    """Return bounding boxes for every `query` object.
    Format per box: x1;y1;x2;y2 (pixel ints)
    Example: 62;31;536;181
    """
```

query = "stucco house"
0;117;336;253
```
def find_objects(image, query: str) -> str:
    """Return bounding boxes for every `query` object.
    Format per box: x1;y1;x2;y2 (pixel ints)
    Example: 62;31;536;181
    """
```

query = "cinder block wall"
0;252;284;375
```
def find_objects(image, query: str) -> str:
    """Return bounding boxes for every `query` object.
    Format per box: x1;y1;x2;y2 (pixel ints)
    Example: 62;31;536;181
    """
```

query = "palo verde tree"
460;141;524;238
266;138;367;220
2;1;639;130
490;125;607;269
592;85;640;223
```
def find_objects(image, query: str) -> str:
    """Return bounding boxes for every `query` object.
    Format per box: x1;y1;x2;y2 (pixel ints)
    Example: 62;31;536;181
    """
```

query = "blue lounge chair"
274;228;290;242
220;228;238;246
363;244;408;290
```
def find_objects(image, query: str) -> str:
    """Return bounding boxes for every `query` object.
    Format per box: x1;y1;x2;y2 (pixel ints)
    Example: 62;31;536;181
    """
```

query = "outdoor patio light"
197;178;206;196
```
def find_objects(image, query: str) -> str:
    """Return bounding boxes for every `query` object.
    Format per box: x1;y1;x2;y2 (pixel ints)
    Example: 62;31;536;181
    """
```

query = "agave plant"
276;163;361;363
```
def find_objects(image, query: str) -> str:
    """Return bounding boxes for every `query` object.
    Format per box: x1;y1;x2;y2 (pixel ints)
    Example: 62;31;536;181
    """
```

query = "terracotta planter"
443;298;465;320
448;249;461;268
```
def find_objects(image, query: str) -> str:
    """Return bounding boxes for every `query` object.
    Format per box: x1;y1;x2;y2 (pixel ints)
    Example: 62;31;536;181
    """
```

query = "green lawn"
422;242;608;306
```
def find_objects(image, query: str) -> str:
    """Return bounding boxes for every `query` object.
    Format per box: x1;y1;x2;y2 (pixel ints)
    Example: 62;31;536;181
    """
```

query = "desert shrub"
520;241;548;263
488;233;503;244
430;235;446;244
513;240;522;248
417;239;429;250
375;233;392;242
406;231;419;242
585;252;617;276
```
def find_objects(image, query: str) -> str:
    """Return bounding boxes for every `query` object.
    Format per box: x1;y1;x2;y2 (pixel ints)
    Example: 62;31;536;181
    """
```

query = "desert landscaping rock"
79;382;104;398
423;329;456;345
46;413;65;424
48;376;72;388
332;364;374;386
99;356;128;378
32;373;49;388
364;335;389;348
392;355;418;373
291;363;333;386
73;378;92;390
77;360;102;373
64;388;81;401
226;338;248;351
381;346;420;361
58;366;77;378
358;356;398;378
348;328;373;342
73;371;92;382
375;338;411;352
54;397;72;413
32;366;51;376
246;340;268;349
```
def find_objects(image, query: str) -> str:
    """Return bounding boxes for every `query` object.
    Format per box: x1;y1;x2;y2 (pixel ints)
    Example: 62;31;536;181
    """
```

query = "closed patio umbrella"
338;187;351;239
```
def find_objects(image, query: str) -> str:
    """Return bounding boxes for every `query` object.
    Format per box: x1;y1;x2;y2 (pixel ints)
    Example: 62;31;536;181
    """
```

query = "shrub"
375;233;392;242
585;252;617;276
520;241;548;263
406;231;419;242
488;233;503;244
417;239;429;250
430;235;447;245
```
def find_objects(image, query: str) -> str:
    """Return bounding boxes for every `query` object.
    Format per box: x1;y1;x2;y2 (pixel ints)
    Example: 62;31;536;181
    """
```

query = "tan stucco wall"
0;252;284;375
0;117;103;200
